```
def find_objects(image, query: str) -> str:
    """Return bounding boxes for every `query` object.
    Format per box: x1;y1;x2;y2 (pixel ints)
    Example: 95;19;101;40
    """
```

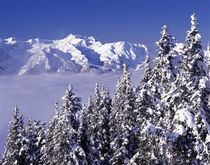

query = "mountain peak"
0;34;148;75
4;37;17;45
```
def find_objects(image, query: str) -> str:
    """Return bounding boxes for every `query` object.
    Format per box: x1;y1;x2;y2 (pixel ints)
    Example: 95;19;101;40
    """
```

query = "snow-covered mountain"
0;34;148;75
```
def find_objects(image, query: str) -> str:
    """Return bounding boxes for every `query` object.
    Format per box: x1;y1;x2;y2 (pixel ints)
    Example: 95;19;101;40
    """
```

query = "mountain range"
0;34;148;75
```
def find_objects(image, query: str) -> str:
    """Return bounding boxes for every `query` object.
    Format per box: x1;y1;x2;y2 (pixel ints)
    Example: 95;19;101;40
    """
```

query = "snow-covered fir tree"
141;52;152;84
128;128;165;165
88;83;102;164
136;52;155;124
60;84;81;131
40;101;59;165
85;96;101;165
110;63;138;165
97;86;112;165
2;106;25;165
78;104;94;165
171;13;210;164
131;25;177;164
34;120;46;165
150;25;176;127
154;25;180;164
51;110;71;165
21;118;45;165
58;84;87;164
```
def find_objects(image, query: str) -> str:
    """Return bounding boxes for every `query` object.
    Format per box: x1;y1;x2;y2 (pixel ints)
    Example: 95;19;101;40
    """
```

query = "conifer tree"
129;129;164;165
35;120;46;165
155;25;180;163
151;25;176;127
141;52;152;84
160;14;210;164
56;84;87;164
133;25;177;164
52;112;71;165
3;106;25;165
40;101;59;165
22;118;40;164
60;84;81;130
85;96;101;165
136;52;155;124
78;105;94;164
88;83;102;164
171;13;210;164
110;63;138;165
97;86;112;164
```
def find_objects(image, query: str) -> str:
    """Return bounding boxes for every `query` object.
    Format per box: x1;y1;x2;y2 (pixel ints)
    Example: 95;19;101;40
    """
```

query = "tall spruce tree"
136;52;155;124
97;86;112;165
52;111;71;165
40;101;59;165
78;104;94;165
35;120;46;165
160;14;210;164
152;25;176;127
132;25;177;164
58;84;87;164
86;96;100;165
22;118;42;165
171;13;210;164
3;106;25;165
110;63;138;165
141;52;152;84
88;83;102;164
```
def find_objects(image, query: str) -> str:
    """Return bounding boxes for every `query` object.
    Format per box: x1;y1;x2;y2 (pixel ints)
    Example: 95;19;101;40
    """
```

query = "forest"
0;14;209;165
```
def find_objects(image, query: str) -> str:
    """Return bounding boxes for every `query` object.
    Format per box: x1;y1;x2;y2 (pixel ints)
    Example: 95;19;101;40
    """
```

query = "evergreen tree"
160;14;210;164
52;111;71;165
136;52;155;124
88;83;102;164
35;120;46;165
141;52;152;84
78;104;94;165
55;84;87;164
151;25;176;127
97;86;112;165
129;129;164;165
3;106;25;165
172;13;210;164
110;63;138;165
78;106;94;164
22;118;40;164
85;96;101;165
40;101;59;165
133;25;178;164
60;84;81;131
155;25;179;164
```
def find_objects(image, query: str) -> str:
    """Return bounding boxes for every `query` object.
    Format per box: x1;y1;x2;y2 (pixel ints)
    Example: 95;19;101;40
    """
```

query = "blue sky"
0;0;210;48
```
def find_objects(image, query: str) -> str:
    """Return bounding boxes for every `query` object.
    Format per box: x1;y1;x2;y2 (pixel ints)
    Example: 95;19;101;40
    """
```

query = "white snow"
174;108;195;130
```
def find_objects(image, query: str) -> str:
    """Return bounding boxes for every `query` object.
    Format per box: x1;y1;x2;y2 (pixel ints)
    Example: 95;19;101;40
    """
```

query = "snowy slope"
0;34;148;75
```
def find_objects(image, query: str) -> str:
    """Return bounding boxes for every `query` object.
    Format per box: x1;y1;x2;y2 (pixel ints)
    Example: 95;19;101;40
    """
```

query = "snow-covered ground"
0;70;143;154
